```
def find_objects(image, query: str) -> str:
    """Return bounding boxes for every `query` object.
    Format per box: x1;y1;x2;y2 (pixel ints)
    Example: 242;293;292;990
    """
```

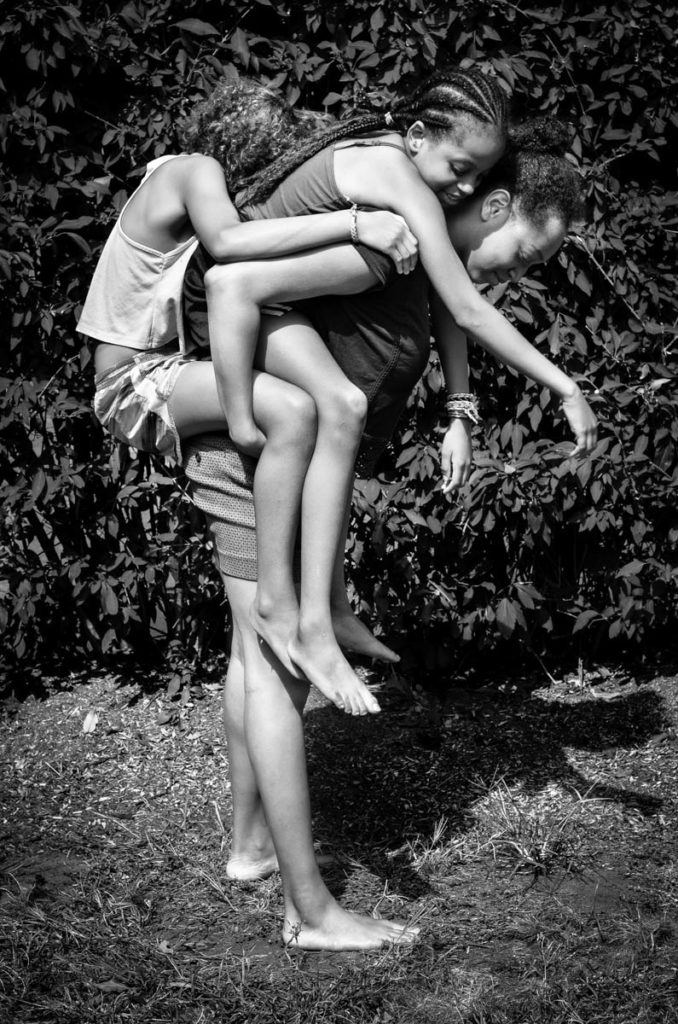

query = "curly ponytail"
177;77;327;193
236;67;510;208
483;116;585;228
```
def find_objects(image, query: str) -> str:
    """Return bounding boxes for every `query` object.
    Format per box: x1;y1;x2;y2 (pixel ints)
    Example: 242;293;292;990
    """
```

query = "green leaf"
572;609;600;633
101;583;119;616
617;560;645;578
496;598;517;638
175;19;220;36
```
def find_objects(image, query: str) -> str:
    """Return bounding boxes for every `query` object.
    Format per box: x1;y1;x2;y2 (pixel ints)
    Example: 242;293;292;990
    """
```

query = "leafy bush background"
1;0;677;677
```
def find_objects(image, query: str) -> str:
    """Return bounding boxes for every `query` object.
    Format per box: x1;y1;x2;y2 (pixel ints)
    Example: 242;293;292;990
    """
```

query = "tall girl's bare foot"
332;605;400;663
249;600;302;677
227;852;280;881
282;902;420;951
227;849;335;881
288;626;381;715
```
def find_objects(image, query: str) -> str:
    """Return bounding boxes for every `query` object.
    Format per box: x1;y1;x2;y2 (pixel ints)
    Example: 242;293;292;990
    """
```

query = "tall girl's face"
462;194;567;285
405;120;504;209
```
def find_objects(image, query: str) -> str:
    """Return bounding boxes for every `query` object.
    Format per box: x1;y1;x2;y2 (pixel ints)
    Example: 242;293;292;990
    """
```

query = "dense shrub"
1;0;677;676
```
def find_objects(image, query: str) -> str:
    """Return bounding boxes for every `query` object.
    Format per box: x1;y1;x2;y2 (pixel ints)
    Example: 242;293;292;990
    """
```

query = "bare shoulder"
162;153;220;187
122;154;213;247
175;154;230;198
334;135;428;207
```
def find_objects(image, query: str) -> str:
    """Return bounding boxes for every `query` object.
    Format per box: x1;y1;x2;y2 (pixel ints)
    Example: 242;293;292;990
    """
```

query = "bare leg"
330;494;400;663
171;360;397;666
223;574;419;950
222;619;335;879
171;364;316;676
258;316;379;716
221;617;278;879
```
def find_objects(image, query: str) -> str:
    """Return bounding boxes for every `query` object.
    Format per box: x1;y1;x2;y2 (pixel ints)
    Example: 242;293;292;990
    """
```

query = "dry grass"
1;664;677;1022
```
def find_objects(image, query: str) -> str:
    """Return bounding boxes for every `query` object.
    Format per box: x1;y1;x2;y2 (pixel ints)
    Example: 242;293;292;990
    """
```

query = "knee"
271;389;318;448
204;263;255;303
322;383;368;437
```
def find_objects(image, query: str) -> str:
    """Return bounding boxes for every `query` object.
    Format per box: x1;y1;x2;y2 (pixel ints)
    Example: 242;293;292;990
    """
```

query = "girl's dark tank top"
237;135;408;222
238;144;349;222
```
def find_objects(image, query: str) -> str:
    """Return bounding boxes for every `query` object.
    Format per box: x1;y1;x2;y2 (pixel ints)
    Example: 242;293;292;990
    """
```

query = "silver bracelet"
349;204;360;245
446;392;481;425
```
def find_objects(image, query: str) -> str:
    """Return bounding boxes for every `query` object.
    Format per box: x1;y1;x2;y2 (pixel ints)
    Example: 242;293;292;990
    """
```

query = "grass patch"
1;666;677;1022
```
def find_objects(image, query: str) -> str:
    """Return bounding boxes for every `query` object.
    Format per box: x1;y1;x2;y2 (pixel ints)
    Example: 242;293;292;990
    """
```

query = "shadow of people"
303;681;670;898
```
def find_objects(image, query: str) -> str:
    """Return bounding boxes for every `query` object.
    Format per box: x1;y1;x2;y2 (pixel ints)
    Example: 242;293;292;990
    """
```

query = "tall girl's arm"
183;157;418;271
430;292;473;493
346;154;597;453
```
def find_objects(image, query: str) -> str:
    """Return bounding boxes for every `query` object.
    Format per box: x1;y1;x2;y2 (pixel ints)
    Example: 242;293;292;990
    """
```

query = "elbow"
203;236;236;263
450;298;487;340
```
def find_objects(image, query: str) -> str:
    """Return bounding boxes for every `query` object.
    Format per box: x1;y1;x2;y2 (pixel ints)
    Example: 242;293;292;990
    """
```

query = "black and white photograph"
1;1;677;1020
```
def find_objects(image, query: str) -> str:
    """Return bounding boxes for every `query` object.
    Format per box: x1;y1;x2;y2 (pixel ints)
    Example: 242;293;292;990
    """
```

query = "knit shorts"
182;433;259;581
93;347;195;462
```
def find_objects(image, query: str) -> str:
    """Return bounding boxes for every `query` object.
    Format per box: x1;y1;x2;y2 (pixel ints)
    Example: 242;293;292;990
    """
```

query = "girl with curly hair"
79;75;418;519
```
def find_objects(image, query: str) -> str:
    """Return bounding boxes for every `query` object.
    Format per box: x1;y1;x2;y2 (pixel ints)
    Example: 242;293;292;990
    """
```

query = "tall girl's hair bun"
509;116;571;158
485;114;584;229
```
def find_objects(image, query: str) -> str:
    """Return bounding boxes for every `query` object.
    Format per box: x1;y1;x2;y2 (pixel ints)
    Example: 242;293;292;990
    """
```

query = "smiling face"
454;190;568;285
405;120;504;209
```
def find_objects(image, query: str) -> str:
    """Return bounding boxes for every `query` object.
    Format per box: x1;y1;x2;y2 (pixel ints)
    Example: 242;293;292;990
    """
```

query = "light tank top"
77;155;198;351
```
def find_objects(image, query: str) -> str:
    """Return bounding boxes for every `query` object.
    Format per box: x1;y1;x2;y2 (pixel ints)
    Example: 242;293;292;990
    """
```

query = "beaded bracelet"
446;392;481;425
349;204;360;245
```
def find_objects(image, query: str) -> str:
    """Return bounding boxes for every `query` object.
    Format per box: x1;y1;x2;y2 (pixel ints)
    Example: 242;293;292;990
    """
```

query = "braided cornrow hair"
482;116;585;229
236;67;510;208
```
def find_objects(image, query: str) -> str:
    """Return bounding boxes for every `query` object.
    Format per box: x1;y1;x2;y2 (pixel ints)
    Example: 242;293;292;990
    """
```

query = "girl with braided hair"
190;69;596;717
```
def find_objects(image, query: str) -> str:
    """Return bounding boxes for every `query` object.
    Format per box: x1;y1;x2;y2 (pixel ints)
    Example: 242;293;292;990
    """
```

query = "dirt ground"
1;659;677;1023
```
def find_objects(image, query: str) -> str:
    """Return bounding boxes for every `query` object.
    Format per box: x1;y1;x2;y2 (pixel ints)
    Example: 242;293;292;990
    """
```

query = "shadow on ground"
304;681;669;896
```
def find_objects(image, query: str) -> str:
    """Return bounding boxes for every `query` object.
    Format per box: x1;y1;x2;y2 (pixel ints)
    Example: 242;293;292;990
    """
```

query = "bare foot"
332;605;400;663
250;600;302;677
227;853;279;881
289;627;381;715
282;902;420;951
227;851;335;881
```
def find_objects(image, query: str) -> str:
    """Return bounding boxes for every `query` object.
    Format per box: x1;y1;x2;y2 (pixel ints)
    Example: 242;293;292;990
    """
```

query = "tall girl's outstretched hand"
357;211;419;275
441;418;473;494
561;387;598;457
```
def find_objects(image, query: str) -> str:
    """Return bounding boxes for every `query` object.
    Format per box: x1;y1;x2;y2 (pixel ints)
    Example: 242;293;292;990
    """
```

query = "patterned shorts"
93;347;196;462
182;432;302;583
182;433;259;581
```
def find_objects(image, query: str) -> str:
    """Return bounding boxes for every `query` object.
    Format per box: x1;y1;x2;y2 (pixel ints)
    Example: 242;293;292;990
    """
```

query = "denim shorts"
93;346;196;462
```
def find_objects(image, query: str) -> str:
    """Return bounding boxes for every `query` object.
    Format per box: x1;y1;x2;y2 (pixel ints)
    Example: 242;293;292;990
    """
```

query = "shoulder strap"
335;136;406;154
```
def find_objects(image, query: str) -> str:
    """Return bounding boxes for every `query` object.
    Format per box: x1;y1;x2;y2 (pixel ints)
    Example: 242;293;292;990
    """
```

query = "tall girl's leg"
222;572;419;951
328;493;400;663
221;618;276;878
